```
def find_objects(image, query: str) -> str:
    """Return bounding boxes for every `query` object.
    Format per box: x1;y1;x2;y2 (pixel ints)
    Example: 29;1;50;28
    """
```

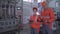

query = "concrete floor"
0;24;59;34
20;24;30;34
20;24;60;34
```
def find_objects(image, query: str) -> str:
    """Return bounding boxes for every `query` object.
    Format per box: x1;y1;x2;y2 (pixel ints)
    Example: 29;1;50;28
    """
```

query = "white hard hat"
38;0;46;3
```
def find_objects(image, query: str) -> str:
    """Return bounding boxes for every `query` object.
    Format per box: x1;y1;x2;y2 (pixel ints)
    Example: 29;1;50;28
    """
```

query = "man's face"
41;2;46;7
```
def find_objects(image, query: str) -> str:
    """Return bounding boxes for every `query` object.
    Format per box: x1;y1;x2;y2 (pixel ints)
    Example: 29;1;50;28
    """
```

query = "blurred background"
0;0;60;34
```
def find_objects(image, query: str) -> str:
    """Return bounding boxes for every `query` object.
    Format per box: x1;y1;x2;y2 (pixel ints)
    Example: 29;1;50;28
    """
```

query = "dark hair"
33;7;37;11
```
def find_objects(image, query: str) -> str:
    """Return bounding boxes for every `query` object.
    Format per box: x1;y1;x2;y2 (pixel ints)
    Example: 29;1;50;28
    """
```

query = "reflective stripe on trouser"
42;24;52;34
31;28;39;34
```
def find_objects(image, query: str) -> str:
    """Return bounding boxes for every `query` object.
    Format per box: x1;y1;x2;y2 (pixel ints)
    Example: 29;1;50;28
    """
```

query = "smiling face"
33;9;37;12
33;9;37;15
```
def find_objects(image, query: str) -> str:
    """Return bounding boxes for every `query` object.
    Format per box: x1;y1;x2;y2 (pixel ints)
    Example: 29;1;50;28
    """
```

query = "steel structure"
0;0;23;34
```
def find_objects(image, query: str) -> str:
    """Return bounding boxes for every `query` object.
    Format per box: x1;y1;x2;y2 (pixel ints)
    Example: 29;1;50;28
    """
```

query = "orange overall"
30;15;40;32
41;8;55;29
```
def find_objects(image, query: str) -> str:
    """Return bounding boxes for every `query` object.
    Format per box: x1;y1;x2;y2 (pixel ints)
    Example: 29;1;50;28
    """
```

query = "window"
6;8;9;18
19;15;22;23
38;0;42;3
58;21;60;28
10;5;12;8
17;6;21;10
18;0;20;2
0;5;1;8
17;7;21;10
23;0;32;2
0;22;4;25
2;4;5;8
6;5;9;18
10;5;12;18
56;2;59;7
9;22;11;24
5;22;8;25
8;1;9;3
23;0;43;3
6;5;8;8
23;0;28;1
14;6;15;17
2;9;5;18
13;22;15;24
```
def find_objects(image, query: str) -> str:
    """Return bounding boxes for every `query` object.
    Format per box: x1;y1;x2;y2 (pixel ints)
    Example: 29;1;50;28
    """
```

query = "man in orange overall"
40;1;55;34
29;7;40;34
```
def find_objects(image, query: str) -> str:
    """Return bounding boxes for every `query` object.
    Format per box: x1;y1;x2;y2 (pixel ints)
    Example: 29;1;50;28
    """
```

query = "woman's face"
33;9;37;15
33;9;37;12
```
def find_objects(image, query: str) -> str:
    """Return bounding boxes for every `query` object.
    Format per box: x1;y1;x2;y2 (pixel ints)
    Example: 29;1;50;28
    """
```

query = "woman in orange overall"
29;7;40;34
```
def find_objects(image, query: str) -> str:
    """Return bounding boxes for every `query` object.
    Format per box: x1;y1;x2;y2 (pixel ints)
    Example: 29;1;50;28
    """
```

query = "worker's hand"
29;20;34;24
40;19;44;22
44;20;48;22
29;20;33;22
47;20;50;23
44;20;50;23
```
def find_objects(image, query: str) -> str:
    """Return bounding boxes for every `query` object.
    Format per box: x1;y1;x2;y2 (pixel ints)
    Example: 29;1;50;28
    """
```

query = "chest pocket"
44;11;50;20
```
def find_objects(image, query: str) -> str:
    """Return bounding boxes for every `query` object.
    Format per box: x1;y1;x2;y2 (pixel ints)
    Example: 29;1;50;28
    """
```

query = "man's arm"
49;8;55;23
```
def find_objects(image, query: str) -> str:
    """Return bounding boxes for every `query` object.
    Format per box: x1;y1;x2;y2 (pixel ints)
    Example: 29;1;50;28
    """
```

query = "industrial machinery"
0;0;23;34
